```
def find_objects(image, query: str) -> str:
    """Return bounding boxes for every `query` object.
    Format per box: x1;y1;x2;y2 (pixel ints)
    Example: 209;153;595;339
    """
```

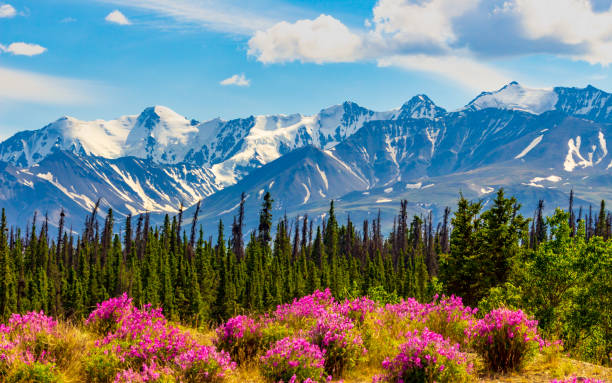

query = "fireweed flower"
467;308;544;372
0;311;58;367
308;312;366;376
375;328;472;383
86;294;236;382
260;337;326;383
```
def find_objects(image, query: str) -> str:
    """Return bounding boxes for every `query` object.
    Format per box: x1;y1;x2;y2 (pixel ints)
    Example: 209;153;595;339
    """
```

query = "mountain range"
1;81;610;234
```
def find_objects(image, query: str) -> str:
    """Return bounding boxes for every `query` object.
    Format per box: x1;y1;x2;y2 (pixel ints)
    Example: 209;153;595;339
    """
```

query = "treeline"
0;189;610;363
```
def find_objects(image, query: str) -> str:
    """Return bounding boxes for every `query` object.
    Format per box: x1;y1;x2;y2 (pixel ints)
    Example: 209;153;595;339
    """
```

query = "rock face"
1;82;611;232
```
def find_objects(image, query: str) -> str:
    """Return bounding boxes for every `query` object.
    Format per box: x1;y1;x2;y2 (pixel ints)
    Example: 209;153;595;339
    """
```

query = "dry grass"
193;325;610;383
227;351;611;382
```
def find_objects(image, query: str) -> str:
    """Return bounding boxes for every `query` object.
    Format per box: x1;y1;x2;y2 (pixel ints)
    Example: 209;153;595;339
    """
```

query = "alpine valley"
2;81;611;233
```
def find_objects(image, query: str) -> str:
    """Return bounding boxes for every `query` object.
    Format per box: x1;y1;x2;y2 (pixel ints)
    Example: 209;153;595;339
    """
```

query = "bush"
7;361;62;383
260;337;326;383
83;350;121;382
374;328;472;383
478;282;525;313
174;345;235;383
86;295;236;381
214;315;262;363
85;293;133;335
467;308;544;372
335;296;378;324
273;290;335;328
367;286;400;305
261;322;293;349
308;312;366;376
424;295;477;346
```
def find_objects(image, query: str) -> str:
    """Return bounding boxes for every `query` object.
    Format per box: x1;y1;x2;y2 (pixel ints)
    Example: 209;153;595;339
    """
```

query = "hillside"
0;292;609;383
1;82;612;232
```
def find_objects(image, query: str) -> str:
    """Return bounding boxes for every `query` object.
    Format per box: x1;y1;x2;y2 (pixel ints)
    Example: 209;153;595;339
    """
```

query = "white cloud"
0;42;47;56
105;10;131;25
0;66;103;105
248;14;364;64
509;0;612;64
220;74;251;86
97;0;284;34
370;0;479;52
61;17;76;23
0;4;16;18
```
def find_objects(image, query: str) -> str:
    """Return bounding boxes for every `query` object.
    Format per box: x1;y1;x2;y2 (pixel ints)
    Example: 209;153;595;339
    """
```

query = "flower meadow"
0;290;607;382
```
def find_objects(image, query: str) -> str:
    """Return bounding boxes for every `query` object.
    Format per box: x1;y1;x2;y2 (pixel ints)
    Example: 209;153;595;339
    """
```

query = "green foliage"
7;362;62;383
478;282;525;313
83;350;121;383
367;285;400;305
0;189;609;367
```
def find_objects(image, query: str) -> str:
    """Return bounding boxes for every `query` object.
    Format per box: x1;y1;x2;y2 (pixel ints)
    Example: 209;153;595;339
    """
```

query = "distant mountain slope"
0;82;610;232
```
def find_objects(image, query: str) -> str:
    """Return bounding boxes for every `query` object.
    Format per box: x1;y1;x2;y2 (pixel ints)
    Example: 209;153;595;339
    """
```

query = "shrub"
83;349;121;382
467;308;544;372
87;295;236;381
0;311;59;376
478;282;525;313
214;315;262;363
374;328;472;383
424;295;477;345
335;297;378;324
308;312;366;376
174;345;235;383
367;286;400;305
260;322;293;349
260;337;326;383
85;293;133;335
273;290;335;327
7;361;62;383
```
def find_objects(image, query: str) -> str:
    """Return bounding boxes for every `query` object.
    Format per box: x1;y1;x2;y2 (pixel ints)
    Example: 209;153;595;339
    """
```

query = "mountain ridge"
1;82;611;231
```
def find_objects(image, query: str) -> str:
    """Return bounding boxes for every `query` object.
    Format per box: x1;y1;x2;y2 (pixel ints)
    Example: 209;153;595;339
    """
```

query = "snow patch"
384;187;393;193
301;183;310;204
315;164;328;190
376;198;392;203
530;175;562;183
480;186;494;194
406;182;422;189
515;135;543;159
564;136;593;172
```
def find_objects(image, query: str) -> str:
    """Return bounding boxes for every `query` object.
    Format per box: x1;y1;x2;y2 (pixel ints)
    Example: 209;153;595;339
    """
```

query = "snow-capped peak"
397;94;446;119
125;106;199;161
465;81;558;115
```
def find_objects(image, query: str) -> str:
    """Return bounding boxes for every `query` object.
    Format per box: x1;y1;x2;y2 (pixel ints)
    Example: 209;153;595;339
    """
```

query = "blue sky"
2;0;612;137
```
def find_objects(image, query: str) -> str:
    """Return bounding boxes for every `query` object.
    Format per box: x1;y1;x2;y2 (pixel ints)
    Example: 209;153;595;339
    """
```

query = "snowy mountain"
1;82;611;231
464;81;558;114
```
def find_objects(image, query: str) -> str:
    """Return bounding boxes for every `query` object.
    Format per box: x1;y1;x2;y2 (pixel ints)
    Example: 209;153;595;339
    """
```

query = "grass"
2;320;610;383
186;327;609;383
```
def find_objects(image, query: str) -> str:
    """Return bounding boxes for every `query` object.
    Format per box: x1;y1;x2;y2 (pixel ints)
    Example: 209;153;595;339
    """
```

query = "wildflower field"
0;290;609;383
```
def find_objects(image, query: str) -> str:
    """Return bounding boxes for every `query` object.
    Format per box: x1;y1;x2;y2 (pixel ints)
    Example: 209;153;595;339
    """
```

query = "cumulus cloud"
0;42;47;56
0;4;16;18
248;14;364;64
245;0;612;91
220;74;250;86
509;0;612;64
369;0;479;53
105;10;131;25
